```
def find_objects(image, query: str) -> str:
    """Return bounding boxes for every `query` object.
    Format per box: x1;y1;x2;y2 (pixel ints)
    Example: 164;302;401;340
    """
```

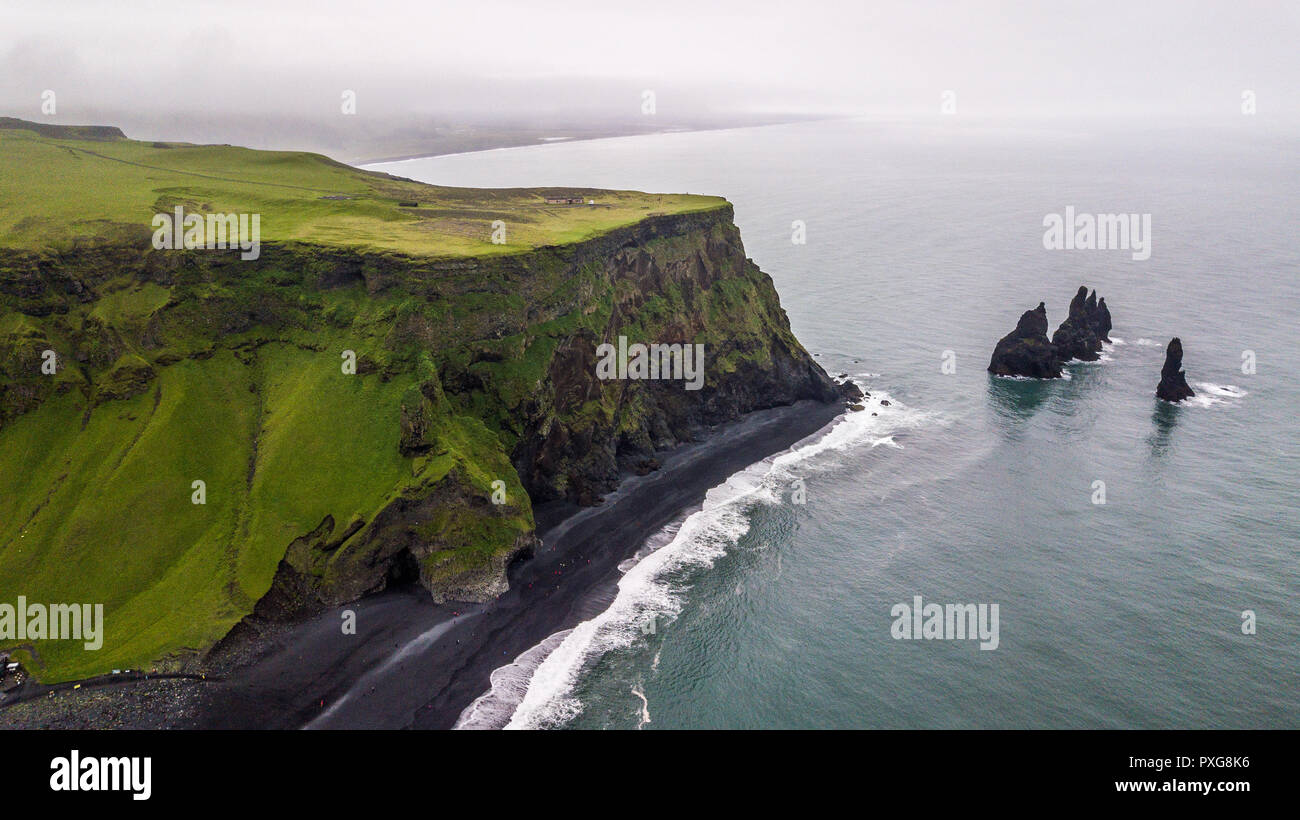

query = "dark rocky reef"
1156;337;1196;402
987;302;1063;379
1050;286;1111;362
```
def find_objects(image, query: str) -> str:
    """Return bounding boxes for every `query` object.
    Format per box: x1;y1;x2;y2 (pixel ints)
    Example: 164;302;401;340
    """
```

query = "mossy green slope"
0;121;835;683
0;255;540;680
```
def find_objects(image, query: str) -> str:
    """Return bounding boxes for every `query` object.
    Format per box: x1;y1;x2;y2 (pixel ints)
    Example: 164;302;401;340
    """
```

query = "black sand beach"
190;399;843;730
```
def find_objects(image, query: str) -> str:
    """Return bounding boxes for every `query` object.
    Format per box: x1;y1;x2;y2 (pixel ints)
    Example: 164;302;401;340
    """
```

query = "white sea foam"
1075;349;1115;364
1186;382;1248;408
1094;339;1121;362
458;387;935;730
1195;382;1247;398
631;684;651;729
992;370;1072;380
1064;341;1117;365
453;629;574;729
1135;338;1163;347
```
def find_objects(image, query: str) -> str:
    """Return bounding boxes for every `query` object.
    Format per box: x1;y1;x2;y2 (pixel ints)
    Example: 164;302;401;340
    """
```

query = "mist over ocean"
369;118;1299;729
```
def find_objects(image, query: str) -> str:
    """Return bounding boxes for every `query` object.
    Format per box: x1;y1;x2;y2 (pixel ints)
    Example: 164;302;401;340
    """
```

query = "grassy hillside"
0;283;534;679
0;118;724;255
0;120;831;683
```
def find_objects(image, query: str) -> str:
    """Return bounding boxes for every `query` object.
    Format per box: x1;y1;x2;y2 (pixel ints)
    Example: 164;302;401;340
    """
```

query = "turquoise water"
369;119;1299;729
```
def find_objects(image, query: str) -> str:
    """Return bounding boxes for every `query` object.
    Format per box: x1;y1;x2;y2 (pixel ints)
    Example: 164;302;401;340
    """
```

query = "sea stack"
1050;286;1109;362
988;302;1063;378
1156;337;1196;402
1095;297;1112;342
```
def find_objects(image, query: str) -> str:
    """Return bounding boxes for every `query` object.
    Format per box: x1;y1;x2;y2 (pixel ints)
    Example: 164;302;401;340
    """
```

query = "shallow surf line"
455;388;933;729
454;629;574;730
1184;381;1248;409
1194;382;1247;398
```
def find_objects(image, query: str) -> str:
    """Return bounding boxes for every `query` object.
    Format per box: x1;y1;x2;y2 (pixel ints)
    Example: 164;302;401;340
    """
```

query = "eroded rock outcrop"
509;212;852;506
1095;297;1112;342
1051;286;1110;362
987;302;1063;378
1156;337;1196;402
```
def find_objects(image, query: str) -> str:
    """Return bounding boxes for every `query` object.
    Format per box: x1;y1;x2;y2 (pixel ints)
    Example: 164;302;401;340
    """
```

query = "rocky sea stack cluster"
1156;337;1196;402
987;285;1112;378
988;288;1202;405
1051;286;1112;361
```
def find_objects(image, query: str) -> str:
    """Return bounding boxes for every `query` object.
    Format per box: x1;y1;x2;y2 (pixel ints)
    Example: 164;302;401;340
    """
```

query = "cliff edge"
0;122;847;681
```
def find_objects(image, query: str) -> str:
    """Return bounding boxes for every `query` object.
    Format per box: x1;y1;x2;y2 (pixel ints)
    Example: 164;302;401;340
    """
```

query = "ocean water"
367;118;1299;729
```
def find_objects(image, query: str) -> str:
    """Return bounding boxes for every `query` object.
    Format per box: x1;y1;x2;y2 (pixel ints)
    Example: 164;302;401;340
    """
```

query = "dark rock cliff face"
271;207;851;607
1156;337;1196;402
987;302;1063;378
510;218;850;506
326;208;851;602
258;469;541;615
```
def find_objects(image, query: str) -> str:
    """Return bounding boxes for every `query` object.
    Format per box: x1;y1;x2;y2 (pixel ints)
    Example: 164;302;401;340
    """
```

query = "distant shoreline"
352;116;837;167
354;129;688;167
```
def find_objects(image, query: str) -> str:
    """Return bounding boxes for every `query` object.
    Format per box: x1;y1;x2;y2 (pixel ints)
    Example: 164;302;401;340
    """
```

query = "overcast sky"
2;0;1297;126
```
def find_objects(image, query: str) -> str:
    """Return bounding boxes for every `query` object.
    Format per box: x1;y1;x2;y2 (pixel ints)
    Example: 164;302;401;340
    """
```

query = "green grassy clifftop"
0;117;723;255
0;121;842;682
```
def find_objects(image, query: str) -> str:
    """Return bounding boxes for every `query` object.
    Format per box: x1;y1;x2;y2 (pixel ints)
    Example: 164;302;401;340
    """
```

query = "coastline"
196;399;843;729
0;120;851;730
0;398;843;729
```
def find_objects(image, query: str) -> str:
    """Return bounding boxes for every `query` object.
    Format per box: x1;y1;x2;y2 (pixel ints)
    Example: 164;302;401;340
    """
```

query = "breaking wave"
454;384;936;730
1187;382;1249;408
